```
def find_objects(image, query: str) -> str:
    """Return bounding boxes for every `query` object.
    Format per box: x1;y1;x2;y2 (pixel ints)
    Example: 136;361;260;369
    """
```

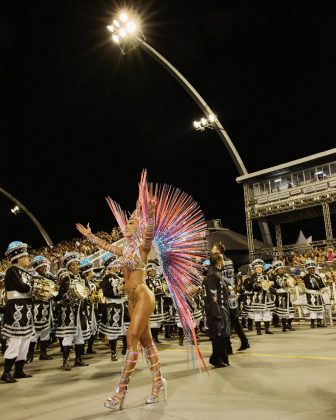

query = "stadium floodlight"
10;205;20;215
107;10;144;55
193;114;217;131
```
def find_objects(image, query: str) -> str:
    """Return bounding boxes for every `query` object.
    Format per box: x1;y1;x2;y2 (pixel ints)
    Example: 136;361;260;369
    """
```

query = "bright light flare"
208;114;216;122
120;12;129;23
112;34;120;44
119;28;127;38
193;121;200;128
126;20;137;33
107;25;115;33
113;19;120;28
201;118;207;125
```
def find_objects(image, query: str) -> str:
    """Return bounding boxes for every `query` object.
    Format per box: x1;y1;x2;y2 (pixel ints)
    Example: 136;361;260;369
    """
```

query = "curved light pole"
0;187;54;246
138;40;248;175
106;11;273;246
107;12;247;175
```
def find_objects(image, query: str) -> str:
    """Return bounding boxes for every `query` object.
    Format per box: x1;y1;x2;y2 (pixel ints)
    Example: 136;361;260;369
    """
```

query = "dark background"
1;0;335;250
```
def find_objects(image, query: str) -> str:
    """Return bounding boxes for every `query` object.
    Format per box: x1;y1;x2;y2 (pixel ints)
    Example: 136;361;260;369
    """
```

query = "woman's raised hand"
148;197;156;219
76;222;92;237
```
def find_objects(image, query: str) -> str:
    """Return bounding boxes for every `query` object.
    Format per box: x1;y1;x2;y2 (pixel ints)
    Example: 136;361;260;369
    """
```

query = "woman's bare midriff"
124;268;155;309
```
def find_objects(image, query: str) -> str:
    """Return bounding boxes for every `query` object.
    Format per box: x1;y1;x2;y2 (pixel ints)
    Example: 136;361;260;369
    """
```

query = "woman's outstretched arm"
76;223;123;256
142;199;155;251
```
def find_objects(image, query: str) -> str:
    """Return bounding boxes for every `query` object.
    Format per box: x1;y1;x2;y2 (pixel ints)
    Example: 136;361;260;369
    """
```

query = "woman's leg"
105;293;153;409
140;325;167;403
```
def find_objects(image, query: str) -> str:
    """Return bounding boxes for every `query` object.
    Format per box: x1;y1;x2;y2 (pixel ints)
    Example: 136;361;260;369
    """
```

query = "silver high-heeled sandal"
104;350;139;410
145;378;168;404
144;344;168;404
104;388;127;410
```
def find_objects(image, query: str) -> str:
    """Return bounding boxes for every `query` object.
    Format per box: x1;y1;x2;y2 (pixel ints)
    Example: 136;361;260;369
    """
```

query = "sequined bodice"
122;246;146;271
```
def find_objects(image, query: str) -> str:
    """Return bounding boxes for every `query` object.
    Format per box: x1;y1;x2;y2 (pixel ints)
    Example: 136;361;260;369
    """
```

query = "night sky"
1;0;335;249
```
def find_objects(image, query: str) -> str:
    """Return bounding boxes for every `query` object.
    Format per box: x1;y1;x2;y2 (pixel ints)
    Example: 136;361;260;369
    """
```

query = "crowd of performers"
0;240;332;382
0;241;205;383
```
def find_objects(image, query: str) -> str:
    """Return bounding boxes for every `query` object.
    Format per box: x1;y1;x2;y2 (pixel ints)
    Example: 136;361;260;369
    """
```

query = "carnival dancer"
203;253;231;367
250;259;276;335
146;260;164;344
80;258;98;355
302;260;327;328
27;255;55;362
271;260;295;332
1;242;34;383
56;252;91;370
76;170;207;409
99;252;127;361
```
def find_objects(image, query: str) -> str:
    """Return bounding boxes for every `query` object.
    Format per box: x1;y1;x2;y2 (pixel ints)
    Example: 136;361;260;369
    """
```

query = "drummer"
249;259;276;335
55;252;90;370
27;256;55;363
302;260;327;328
271;260;295;333
1;241;34;383
80;258;98;355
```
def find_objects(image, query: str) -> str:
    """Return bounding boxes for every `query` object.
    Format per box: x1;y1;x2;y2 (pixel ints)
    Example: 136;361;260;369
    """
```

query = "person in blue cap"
80;258;98;355
27;255;55;362
1;241;34;383
99;253;127;361
303;260;327;328
55;252;90;370
249;259;276;335
271;260;296;333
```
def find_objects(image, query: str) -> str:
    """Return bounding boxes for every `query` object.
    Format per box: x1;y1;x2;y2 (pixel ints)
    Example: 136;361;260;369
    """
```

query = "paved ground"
1;323;336;420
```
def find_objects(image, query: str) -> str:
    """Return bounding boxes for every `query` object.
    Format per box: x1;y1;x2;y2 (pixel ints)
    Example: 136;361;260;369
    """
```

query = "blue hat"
5;241;29;262
80;258;93;274
32;255;49;270
102;252;116;267
263;263;272;272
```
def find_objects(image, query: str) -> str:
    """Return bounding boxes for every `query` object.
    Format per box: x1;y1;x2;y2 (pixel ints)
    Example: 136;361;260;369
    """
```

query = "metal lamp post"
1;187;53;246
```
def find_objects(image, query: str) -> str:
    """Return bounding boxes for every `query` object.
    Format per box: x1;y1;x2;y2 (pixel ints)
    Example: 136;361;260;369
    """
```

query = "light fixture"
10;205;20;215
193;114;217;131
107;10;145;55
